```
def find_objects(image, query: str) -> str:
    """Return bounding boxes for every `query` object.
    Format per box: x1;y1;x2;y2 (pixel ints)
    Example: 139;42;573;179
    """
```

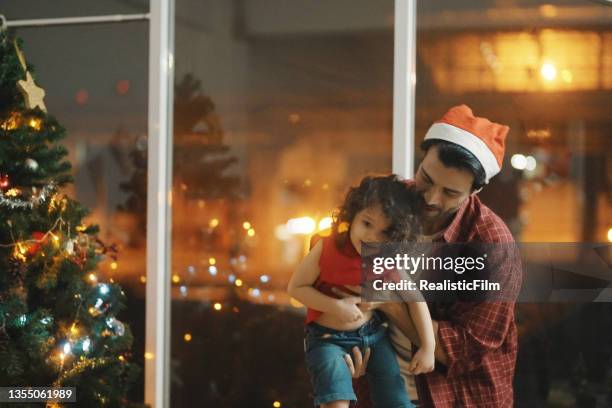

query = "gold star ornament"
18;71;47;112
14;39;47;112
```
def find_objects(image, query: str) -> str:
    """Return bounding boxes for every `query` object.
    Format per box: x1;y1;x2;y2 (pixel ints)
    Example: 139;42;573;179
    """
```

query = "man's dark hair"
420;139;487;191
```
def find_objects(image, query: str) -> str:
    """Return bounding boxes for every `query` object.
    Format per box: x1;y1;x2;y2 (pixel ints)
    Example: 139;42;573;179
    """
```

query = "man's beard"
412;189;460;227
421;203;457;224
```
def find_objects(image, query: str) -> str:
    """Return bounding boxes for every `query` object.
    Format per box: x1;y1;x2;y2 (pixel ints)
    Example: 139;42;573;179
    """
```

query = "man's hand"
344;346;371;378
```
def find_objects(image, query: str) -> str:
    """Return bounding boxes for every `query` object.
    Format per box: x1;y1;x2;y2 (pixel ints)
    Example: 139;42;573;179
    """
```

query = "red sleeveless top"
305;235;362;324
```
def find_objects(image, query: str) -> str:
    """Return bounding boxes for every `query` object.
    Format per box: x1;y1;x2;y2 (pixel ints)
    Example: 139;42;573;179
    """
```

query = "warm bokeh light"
213;302;222;311
540;62;557;81
110;261;118;270
273;401;282;408
209;218;219;228
17;242;27;254
88;273;97;283
243;221;251;230
184;333;192;342
75;89;89;105
420;30;609;93
511;154;527;170
172;275;180;283
607;227;612;243
144;352;154;360
318;216;333;231
28;118;41;130
247;228;256;237
209;257;216;265
115;79;130;95
5;188;20;197
337;222;349;233
286;216;316;234
140;275;146;284
288;113;301;124
561;69;573;83
274;224;290;240
235;279;243;287
525;156;537;172
539;4;558;18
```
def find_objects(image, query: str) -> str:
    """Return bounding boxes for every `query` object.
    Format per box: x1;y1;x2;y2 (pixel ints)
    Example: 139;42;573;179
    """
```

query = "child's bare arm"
407;302;435;351
287;240;350;315
407;301;436;374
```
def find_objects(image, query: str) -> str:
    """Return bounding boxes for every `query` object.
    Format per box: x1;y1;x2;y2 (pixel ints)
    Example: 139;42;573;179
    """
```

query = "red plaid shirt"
355;193;521;408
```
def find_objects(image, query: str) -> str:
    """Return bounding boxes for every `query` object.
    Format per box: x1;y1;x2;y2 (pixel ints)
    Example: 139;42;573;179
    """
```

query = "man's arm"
425;242;521;377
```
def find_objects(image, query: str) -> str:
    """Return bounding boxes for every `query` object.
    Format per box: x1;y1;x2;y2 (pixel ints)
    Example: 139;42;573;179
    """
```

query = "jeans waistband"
306;311;386;337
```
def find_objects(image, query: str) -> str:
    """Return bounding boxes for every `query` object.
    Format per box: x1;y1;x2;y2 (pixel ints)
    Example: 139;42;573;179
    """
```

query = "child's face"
349;204;391;255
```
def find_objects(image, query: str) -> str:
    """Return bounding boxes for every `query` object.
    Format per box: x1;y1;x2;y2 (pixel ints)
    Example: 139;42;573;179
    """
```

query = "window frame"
144;0;416;406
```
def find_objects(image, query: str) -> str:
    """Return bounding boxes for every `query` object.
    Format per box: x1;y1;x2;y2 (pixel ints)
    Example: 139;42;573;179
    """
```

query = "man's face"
415;144;475;223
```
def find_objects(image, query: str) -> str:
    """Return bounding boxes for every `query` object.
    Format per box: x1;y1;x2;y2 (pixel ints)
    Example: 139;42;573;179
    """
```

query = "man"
340;105;521;407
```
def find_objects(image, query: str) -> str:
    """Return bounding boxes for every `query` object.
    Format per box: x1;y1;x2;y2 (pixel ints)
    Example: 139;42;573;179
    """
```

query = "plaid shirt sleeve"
438;242;521;378
438;301;515;377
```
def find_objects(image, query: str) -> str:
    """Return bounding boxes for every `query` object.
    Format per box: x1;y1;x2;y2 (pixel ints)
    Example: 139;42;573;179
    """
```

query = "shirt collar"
441;195;471;243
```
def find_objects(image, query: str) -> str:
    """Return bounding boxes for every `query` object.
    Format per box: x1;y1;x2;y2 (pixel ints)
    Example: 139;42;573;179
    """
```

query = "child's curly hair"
332;174;421;247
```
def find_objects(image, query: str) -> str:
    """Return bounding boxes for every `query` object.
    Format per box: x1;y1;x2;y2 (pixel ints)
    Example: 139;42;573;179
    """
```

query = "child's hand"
334;296;364;323
357;301;385;312
331;286;383;314
408;347;435;375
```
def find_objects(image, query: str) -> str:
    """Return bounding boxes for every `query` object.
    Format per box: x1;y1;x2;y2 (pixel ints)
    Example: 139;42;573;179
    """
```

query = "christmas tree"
119;73;242;251
0;30;141;407
172;73;240;200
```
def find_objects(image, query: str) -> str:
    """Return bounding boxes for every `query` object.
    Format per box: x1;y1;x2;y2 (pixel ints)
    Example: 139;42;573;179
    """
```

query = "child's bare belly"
314;309;374;331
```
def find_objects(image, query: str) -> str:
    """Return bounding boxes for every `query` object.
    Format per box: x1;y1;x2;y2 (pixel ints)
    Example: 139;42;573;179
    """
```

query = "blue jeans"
304;313;413;407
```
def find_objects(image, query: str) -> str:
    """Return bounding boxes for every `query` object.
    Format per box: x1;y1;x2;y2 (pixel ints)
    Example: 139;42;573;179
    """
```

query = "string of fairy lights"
2;191;128;390
1;34;135;407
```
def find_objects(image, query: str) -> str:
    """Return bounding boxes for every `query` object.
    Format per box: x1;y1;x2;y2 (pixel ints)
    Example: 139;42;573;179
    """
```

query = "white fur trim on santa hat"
424;122;501;183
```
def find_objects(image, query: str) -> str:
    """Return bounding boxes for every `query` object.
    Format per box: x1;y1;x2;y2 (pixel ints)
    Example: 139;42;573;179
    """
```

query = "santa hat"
423;105;509;183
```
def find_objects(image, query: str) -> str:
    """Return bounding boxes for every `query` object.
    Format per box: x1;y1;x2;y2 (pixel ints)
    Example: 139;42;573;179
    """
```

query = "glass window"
416;1;612;406
4;16;149;404
171;0;394;406
416;1;611;244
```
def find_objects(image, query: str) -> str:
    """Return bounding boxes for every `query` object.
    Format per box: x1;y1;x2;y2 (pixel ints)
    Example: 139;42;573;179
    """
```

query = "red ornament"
28;231;48;255
0;174;9;189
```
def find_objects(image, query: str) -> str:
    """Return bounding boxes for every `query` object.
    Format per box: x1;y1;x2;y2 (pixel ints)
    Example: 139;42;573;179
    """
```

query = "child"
287;175;435;408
